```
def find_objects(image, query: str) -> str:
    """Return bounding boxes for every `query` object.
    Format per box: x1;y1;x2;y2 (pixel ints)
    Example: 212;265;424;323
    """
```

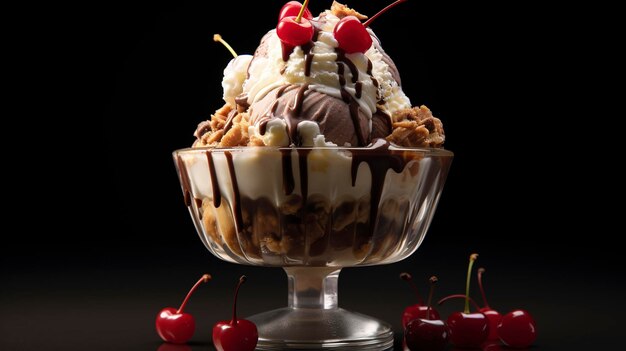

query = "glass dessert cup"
174;143;452;350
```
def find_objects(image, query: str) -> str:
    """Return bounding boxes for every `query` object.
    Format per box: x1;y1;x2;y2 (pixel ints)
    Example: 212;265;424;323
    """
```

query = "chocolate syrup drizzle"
350;139;406;233
304;51;314;77
281;27;321;63
176;155;192;207
225;151;244;231
206;151;221;208
282;149;295;195
285;83;309;144
336;59;367;146
235;94;250;110
279;148;311;204
195;198;203;219
355;82;363;99
366;59;381;101
302;41;315;77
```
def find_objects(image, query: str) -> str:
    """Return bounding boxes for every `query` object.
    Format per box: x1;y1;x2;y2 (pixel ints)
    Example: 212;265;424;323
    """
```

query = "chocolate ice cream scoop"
248;84;391;147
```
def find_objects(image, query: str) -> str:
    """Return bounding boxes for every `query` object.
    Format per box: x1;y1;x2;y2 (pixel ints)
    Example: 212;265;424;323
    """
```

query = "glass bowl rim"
173;145;453;157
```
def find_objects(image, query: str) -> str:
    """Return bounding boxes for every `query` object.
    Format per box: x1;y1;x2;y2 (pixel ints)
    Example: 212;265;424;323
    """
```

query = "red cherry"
477;268;502;340
447;311;489;348
404;276;448;351
333;0;408;54
402;306;439;330
156;274;211;344
278;1;313;22
277;16;314;47
477;267;537;347
156;308;194;344
333;16;372;54
405;319;448;351
212;275;258;351
481;309;503;341
438;254;489;348
437;294;488;349
497;310;537;348
400;273;440;328
276;0;313;49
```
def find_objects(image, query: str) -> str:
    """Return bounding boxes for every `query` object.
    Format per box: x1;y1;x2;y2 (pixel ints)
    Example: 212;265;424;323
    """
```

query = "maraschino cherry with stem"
334;0;407;54
400;272;440;328
477;267;502;341
156;274;211;344
404;276;448;351
277;0;314;48
278;1;313;22
212;275;258;351
438;253;489;348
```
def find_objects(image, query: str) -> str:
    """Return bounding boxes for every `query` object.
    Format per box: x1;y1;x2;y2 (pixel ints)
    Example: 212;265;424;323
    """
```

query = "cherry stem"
426;276;438;320
231;275;247;325
437;294;482;311
400;272;424;305
177;274;211;313
213;34;238;58
295;0;310;23
363;0;408;27
465;253;478;313
477;267;491;309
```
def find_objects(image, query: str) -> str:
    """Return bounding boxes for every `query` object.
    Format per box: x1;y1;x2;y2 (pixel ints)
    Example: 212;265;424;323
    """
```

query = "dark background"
3;1;621;350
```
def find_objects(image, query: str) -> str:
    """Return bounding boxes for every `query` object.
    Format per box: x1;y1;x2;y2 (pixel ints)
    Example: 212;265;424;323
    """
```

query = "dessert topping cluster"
194;1;445;149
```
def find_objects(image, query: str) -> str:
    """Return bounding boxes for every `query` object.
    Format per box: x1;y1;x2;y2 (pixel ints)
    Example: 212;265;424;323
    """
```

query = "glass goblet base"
249;267;394;350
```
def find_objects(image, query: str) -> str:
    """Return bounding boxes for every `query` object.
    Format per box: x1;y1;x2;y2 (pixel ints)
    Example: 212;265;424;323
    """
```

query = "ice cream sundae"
173;1;453;348
175;1;450;267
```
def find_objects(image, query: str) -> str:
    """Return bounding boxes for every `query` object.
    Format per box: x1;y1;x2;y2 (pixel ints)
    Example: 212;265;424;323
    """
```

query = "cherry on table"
155;274;211;344
446;311;489;349
497;309;537;348
477;267;502;341
278;1;313;22
400;272;440;329
404;276;448;351
438;253;489;348
212;275;258;351
477;267;537;348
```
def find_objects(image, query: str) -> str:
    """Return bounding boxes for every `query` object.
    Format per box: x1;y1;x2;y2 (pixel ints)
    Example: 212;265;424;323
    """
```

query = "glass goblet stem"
285;267;340;309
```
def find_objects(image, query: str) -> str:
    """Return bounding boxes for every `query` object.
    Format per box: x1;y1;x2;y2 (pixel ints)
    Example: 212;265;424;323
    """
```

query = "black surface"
3;1;621;350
